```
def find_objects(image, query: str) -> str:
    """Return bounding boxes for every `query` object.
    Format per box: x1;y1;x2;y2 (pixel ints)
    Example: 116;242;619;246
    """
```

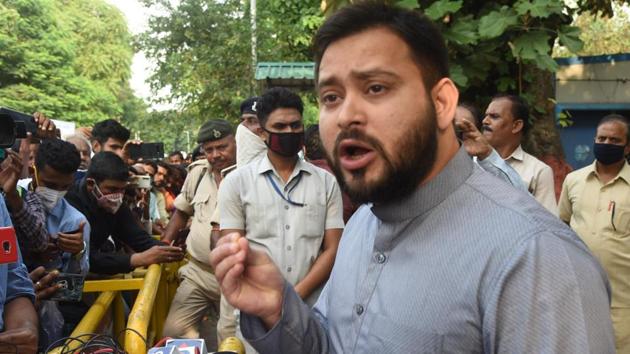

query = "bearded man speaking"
210;2;615;353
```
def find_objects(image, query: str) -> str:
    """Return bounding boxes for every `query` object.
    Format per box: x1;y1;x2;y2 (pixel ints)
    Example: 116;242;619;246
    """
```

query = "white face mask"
35;186;67;212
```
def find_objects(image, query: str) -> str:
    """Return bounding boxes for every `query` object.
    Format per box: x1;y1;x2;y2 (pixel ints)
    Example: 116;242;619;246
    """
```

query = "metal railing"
48;261;181;354
125;263;161;353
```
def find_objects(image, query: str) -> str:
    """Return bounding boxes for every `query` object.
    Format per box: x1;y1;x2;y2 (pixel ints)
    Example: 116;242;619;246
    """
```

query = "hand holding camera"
0;150;22;197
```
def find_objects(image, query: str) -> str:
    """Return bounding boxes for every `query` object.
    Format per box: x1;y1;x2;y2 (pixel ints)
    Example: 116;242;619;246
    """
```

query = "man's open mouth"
337;139;377;172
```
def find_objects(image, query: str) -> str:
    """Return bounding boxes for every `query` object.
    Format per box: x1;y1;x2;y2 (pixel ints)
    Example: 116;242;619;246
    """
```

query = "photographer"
136;161;167;235
153;161;172;222
127;164;153;234
16;112;61;180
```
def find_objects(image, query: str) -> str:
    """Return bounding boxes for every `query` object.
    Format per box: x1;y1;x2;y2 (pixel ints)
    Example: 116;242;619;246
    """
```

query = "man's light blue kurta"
241;147;615;353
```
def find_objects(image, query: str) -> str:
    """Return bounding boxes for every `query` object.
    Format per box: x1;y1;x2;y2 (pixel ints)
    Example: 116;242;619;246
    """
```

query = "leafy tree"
320;0;627;157
122;108;198;153
60;0;133;96
0;0;134;127
554;2;630;57
137;0;252;125
136;0;323;150
256;0;324;62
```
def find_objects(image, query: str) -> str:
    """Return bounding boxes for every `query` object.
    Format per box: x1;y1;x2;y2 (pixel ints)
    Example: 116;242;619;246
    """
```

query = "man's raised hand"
455;118;492;160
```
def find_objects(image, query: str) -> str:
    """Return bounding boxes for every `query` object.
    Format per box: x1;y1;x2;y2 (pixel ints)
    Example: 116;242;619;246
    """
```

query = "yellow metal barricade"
49;291;117;354
125;263;162;353
47;259;182;354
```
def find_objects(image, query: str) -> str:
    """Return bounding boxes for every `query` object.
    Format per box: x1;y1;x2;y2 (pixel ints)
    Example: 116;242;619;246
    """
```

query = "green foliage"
136;0;324;147
554;2;630;57
478;6;519;39
257;0;324;61
137;0;252;127
423;0;461;19
443;17;478;45
122;109;198;153
0;0;134;127
514;0;563;18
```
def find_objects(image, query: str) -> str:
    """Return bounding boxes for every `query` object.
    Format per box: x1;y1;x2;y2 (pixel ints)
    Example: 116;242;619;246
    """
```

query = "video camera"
0;109;31;162
0;107;45;148
0;113;26;148
128;142;165;161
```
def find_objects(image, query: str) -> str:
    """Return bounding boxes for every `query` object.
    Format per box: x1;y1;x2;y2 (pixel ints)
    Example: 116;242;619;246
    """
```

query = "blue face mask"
593;143;626;165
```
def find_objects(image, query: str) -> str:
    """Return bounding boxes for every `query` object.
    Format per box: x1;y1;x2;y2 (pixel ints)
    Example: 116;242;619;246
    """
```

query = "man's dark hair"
87;152;129;183
304;125;325;160
143;160;157;171
492;94;531;134
156;160;171;173
92;119;130;144
457;102;482;130
35;139;81;174
257;87;304;129
313;2;449;90
598;113;630;143
168;151;184;160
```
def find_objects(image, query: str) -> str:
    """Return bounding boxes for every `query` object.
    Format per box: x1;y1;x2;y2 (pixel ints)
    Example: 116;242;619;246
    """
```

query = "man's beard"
326;104;438;205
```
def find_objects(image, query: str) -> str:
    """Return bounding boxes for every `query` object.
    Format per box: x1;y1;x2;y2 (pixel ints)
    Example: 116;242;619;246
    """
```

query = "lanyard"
265;172;305;207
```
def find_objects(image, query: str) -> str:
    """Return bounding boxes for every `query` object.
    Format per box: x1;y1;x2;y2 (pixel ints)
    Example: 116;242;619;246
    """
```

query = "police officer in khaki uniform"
161;120;236;348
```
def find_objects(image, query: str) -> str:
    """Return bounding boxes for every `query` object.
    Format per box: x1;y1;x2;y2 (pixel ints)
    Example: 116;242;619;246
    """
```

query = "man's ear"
85;178;96;194
260;129;270;142
92;141;101;154
431;78;459;131
511;119;524;134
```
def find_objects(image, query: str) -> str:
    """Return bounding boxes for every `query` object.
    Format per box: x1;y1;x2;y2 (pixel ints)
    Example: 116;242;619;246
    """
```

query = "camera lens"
0;114;16;149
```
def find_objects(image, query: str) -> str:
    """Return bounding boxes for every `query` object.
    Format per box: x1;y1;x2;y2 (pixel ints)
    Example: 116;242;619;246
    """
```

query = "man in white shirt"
482;94;558;214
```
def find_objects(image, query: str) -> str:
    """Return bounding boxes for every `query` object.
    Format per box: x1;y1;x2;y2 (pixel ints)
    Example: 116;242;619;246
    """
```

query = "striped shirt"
10;189;48;253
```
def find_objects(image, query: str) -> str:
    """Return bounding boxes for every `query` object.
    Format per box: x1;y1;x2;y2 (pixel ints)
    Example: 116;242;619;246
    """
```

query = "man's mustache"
482;126;493;132
332;129;384;159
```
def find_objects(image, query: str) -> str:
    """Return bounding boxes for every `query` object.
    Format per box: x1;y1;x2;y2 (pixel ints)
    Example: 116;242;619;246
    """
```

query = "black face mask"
265;130;304;157
594;143;626;165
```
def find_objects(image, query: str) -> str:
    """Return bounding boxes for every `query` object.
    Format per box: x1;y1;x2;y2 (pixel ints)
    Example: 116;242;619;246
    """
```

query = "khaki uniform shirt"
559;161;630;351
506;145;558;215
174;159;218;265
218;155;344;304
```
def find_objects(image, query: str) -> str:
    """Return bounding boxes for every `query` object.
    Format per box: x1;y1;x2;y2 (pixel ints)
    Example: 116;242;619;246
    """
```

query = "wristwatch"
74;241;87;260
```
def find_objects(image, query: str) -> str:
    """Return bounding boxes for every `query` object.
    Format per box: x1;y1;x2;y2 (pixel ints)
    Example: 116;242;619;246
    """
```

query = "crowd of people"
0;2;629;353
